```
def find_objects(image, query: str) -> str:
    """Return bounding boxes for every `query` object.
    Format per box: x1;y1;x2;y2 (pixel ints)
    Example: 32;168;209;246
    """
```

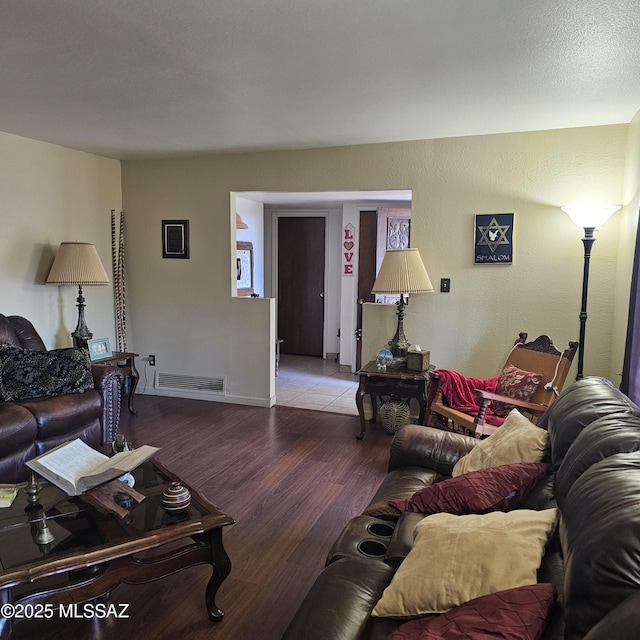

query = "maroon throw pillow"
390;462;549;514
492;364;544;418
387;583;557;640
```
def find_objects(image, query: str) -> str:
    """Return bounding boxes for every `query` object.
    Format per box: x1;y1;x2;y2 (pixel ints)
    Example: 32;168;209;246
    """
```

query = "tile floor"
275;354;359;416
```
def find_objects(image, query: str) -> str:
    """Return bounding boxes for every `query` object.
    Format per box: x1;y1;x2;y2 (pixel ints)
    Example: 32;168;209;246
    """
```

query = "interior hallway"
275;354;359;416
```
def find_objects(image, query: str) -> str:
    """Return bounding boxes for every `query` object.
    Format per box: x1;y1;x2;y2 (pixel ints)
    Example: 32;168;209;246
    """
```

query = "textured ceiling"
1;0;639;160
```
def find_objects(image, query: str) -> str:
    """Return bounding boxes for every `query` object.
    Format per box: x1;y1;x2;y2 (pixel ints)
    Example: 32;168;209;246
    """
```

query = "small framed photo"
375;294;405;305
474;213;514;264
88;337;112;361
162;220;190;259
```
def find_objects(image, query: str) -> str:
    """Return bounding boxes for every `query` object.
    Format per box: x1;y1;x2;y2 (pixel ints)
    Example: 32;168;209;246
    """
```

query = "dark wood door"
355;210;378;370
278;217;325;356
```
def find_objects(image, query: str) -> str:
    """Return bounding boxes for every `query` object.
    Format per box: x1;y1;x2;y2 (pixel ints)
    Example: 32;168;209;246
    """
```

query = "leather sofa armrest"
282;557;396;640
384;511;425;567
91;364;121;390
388;424;476;475
91;364;123;445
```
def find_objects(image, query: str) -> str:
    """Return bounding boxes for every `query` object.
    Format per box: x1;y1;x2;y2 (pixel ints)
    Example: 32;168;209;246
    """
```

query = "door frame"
270;210;332;359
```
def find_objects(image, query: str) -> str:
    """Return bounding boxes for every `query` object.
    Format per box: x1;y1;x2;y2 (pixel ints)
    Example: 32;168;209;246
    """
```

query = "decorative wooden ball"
161;482;191;512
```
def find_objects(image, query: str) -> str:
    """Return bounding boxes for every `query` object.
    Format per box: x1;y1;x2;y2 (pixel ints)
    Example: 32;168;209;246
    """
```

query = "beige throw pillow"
452;409;549;476
371;508;558;618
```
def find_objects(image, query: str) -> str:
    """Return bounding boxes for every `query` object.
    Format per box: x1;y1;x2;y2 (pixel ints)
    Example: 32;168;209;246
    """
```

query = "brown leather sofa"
0;314;123;483
283;377;640;640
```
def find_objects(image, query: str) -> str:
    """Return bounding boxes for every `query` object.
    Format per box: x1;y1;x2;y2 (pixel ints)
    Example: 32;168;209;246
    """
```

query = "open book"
26;439;160;496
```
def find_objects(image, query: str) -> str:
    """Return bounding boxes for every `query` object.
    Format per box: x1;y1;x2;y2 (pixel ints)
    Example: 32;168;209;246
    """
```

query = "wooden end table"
355;360;431;440
0;459;234;638
93;351;139;414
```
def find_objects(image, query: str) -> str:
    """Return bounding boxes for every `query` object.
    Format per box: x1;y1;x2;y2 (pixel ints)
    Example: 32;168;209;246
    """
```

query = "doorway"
277;216;326;356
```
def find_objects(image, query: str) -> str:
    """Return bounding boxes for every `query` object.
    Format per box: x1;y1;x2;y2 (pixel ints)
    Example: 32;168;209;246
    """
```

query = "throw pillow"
387;583;557;640
493;364;544;418
371;508;558;617
390;462;549;515
453;409;549;477
0;345;94;401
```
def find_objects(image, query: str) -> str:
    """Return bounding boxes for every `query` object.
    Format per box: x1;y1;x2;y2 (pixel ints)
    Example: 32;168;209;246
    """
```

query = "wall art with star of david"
474;213;513;264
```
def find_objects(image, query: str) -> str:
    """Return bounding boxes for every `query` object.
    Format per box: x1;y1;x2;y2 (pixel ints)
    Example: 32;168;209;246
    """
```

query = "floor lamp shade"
371;248;434;369
46;242;110;348
561;203;620;229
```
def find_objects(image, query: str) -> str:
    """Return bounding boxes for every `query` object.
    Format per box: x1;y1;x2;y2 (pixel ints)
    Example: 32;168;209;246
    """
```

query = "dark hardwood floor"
12;395;392;640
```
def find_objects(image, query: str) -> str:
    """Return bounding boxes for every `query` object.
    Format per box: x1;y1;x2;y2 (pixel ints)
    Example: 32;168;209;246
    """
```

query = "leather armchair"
0;314;123;482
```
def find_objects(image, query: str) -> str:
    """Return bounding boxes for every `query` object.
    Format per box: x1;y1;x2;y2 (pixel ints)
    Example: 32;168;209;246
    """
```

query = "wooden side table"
355;360;430;440
93;351;139;414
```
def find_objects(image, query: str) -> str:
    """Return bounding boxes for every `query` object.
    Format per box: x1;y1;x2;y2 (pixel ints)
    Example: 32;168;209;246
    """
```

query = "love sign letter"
342;224;356;276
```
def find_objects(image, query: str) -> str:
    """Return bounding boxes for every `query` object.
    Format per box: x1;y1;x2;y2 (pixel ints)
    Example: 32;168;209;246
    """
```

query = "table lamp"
46;242;110;348
371;248;434;370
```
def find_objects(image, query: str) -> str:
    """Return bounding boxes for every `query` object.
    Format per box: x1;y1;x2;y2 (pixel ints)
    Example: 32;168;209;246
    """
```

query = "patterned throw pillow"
493;364;544;417
0;345;94;401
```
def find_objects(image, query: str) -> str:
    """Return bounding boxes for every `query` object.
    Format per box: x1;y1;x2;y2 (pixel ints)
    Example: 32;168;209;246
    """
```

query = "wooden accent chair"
427;333;579;438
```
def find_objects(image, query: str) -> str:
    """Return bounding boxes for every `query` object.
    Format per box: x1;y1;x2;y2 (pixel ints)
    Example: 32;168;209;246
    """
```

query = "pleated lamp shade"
46;242;110;285
371;248;433;295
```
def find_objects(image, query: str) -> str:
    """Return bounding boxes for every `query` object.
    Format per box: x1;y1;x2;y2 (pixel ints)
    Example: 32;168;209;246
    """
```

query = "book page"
107;446;160;473
27;439;160;496
33;439;109;484
78;445;160;493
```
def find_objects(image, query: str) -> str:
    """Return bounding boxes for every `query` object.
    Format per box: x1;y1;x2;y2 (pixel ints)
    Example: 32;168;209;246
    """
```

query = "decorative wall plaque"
474;213;513;264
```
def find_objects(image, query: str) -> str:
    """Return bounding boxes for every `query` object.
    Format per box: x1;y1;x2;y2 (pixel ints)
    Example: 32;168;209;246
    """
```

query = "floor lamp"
562;203;620;380
371;248;434;370
46;242;111;348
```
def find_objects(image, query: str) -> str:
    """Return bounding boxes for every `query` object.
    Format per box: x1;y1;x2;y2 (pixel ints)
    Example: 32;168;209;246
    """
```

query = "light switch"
440;278;451;293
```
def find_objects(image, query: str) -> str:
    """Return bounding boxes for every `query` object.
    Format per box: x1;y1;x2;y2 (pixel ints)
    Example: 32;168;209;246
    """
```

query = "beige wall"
0;131;121;347
122;124;630;405
0;120;633;408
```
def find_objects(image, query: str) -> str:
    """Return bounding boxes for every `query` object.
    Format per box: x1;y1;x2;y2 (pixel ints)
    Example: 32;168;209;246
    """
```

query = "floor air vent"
155;372;225;394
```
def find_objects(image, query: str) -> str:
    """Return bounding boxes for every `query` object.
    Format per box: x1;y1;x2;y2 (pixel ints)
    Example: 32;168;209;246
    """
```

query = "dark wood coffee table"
0;460;234;638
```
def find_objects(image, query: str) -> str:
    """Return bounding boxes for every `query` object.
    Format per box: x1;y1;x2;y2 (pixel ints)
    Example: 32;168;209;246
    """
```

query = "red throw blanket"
427;369;503;426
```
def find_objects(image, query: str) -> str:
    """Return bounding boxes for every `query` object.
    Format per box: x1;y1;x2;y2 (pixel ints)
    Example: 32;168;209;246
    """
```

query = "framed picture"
474;213;513;264
162;220;190;259
88;337;112;361
375;294;405;305
236;241;254;296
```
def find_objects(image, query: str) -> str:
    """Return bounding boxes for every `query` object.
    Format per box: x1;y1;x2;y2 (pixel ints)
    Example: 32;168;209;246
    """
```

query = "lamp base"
385;295;410;371
72;284;93;349
71;330;92;350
